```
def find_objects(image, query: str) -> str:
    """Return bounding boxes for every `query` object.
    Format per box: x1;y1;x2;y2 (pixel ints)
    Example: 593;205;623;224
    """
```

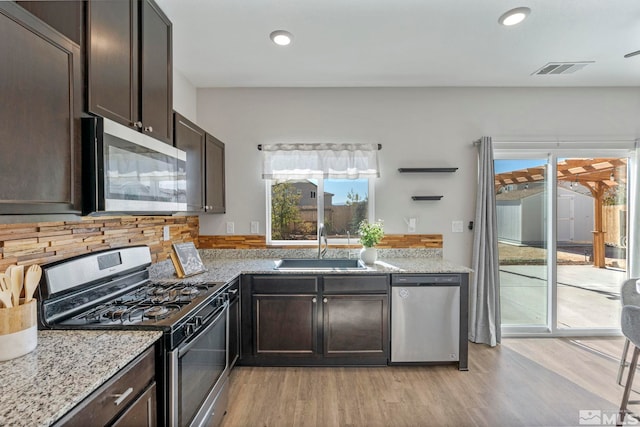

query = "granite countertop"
149;248;473;284
0;330;162;427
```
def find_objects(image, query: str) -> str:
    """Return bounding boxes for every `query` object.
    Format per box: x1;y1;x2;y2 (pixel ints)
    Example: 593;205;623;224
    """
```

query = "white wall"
195;87;640;266
173;68;197;119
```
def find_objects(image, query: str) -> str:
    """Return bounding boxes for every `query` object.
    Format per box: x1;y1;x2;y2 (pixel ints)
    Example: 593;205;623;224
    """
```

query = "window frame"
265;178;375;246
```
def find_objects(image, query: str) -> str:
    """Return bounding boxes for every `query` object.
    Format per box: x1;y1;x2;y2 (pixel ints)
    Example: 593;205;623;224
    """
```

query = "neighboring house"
288;180;334;232
288;180;359;234
290;180;333;208
496;186;594;246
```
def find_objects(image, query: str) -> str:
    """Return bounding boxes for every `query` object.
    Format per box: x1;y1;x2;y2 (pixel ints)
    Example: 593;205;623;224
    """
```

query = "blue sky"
325;179;368;205
494;159;547;173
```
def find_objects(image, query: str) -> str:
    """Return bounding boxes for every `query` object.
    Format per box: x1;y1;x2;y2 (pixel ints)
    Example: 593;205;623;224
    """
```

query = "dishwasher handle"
392;274;460;286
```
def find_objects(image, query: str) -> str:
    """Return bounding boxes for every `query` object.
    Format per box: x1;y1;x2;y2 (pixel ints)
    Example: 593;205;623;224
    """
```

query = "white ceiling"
155;0;640;88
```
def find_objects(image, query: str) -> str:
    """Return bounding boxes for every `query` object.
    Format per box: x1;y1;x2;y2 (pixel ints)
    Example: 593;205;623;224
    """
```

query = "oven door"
169;303;229;427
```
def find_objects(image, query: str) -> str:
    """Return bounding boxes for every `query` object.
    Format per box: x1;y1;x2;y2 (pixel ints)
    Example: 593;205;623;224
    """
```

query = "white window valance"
261;143;380;180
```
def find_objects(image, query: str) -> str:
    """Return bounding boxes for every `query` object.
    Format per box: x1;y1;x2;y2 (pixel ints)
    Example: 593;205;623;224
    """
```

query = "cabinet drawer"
252;275;318;293
323;275;388;294
56;346;156;426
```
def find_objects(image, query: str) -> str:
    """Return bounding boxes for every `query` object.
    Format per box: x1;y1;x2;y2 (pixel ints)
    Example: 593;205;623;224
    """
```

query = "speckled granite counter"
0;330;161;427
149;248;472;284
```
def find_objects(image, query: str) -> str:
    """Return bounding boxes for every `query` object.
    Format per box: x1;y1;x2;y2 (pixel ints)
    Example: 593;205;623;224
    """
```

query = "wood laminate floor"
221;337;632;427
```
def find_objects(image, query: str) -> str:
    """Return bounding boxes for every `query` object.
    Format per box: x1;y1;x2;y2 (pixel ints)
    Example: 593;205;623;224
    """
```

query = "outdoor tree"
271;182;302;239
346;189;368;233
604;183;627;206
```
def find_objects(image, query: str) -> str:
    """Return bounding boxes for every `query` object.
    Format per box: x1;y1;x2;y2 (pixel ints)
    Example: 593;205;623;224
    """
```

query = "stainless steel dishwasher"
391;274;460;363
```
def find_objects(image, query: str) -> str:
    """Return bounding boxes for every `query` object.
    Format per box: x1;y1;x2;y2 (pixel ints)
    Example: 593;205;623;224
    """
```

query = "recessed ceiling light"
270;30;293;46
498;7;531;26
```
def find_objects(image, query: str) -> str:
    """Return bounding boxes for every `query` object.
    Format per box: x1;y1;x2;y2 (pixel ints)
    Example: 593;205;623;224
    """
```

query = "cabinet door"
140;0;173;144
323;294;388;358
253;294;318;355
87;0;138;128
0;3;81;214
111;382;157;427
174;112;205;211
205;134;226;213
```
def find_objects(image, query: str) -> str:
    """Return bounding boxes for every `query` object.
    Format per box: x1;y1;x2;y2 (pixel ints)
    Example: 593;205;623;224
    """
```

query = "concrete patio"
500;264;626;329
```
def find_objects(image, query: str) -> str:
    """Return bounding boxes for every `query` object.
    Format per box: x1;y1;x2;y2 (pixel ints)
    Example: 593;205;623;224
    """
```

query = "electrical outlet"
226;222;234;234
163;225;170;241
408;217;416;233
452;220;464;233
250;221;259;234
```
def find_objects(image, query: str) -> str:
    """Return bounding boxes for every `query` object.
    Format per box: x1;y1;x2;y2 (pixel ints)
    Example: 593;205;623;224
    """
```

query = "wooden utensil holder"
0;299;37;361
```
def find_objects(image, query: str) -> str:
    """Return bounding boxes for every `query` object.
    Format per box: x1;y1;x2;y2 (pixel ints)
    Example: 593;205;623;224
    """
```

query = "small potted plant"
358;219;384;264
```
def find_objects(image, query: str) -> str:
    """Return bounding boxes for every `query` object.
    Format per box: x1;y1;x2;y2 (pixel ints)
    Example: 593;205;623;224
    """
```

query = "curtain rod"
257;143;382;151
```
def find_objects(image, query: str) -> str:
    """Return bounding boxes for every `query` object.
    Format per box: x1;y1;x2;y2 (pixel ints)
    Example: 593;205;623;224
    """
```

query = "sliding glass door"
495;158;549;330
555;157;627;331
495;149;631;336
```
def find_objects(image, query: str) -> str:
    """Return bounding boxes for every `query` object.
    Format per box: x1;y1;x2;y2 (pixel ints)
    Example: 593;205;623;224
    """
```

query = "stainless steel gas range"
37;245;230;427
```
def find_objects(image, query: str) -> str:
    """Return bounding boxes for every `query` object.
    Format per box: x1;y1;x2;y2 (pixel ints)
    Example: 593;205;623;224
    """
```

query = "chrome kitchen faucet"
318;223;328;259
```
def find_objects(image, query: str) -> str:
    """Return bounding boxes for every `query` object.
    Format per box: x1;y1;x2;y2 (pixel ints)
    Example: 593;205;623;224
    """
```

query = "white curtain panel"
261;143;380;180
469;136;501;347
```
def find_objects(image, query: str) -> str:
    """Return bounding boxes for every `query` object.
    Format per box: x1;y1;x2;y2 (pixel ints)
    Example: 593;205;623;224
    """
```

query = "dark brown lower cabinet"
254;294;318;354
111;383;157;427
241;274;389;366
54;346;157;426
323;294;388;358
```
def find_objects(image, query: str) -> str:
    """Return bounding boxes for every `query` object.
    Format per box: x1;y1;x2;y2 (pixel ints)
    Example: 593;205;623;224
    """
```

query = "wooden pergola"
495;158;627;268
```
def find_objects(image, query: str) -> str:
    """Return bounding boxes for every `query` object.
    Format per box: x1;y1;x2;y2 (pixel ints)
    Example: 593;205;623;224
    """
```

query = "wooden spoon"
0;289;12;308
24;264;41;303
10;265;24;306
0;273;9;292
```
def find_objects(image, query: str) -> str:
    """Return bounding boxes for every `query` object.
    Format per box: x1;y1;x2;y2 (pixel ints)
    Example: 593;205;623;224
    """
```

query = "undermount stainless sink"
274;258;367;271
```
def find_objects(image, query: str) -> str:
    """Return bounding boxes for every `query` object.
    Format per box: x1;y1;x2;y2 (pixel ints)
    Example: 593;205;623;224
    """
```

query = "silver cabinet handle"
144;126;153;132
323;298;328;303
132;121;143;129
312;297;317;303
113;387;134;406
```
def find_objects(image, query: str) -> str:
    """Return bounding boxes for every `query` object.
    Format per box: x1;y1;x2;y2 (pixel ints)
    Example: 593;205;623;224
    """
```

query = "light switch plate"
163;226;170;241
226;222;234;234
452;220;464;233
250;221;259;234
408;217;416;233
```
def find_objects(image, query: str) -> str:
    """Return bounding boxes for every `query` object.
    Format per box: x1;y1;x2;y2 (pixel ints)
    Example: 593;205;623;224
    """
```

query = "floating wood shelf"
411;196;443;201
398;167;458;173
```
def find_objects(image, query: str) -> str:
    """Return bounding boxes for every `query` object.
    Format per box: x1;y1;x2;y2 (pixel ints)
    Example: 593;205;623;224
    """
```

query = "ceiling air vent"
532;62;593;75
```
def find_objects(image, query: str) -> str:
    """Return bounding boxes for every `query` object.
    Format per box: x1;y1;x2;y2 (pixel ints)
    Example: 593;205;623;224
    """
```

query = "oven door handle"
178;301;228;358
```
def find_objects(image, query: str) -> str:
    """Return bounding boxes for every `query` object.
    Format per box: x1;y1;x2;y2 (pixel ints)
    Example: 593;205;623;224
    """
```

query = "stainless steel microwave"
82;116;187;215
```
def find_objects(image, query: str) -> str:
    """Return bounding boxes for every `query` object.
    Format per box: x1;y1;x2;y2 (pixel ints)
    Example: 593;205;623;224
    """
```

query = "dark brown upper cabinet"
0;3;82;214
87;0;173;145
205;134;226;213
174;112;206;212
16;1;83;45
173;112;227;214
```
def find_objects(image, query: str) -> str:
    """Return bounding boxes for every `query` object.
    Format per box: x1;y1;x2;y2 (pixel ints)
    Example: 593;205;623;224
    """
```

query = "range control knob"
194;316;203;327
185;322;195;337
